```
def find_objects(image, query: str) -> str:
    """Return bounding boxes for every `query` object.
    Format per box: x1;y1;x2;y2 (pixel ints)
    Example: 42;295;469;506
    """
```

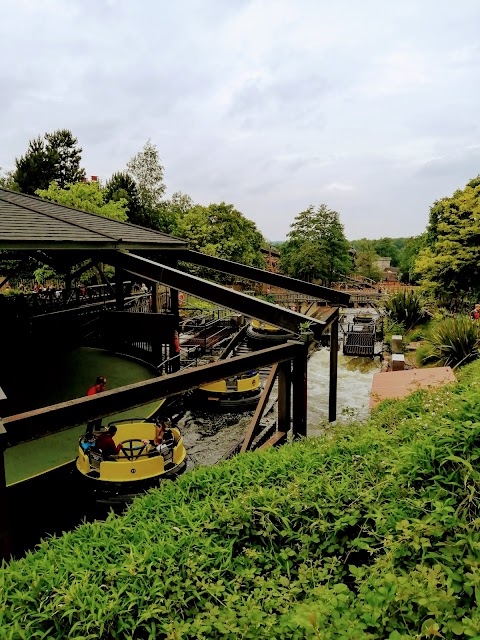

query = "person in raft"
142;417;175;456
94;425;123;460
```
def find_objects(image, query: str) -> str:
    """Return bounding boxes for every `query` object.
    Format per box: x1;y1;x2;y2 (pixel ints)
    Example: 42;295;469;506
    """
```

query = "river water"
180;347;379;466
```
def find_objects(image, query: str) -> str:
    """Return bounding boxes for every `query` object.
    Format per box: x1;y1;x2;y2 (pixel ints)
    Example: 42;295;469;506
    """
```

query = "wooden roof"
0;188;188;251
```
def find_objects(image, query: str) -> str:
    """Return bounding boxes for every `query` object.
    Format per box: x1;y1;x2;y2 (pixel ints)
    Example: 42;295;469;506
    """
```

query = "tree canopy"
176;202;265;279
104;172;145;226
280;204;352;285
36;181;128;222
14;129;85;194
126;139;165;211
414;176;480;297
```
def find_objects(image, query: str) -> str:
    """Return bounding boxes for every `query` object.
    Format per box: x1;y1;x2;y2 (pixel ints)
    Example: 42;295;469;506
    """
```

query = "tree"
13;136;55;195
414;176;480;297
157;191;194;235
44;129;85;187
104;172;146;226
176;202;265;280
126;139;166;210
0;167;18;190
13;129;85;194
36;181;128;222
280;204;352;285
353;239;383;282
372;237;401;267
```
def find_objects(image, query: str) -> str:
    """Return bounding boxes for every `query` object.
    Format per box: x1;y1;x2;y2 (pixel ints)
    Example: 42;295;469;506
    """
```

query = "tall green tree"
157;191;194;235
36;181;128;222
414;176;480;297
126;139;165;211
280;204;352;285
104;172;146;226
13;129;85;194
0;168;18;190
353;239;383;282
176;202;265;281
44;129;85;187
13;136;55;194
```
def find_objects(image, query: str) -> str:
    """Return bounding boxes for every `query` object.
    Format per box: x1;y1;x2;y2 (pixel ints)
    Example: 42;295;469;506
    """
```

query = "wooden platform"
370;367;456;408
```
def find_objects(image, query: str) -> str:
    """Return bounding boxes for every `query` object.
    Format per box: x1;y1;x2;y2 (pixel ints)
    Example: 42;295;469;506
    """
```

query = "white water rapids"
181;348;379;466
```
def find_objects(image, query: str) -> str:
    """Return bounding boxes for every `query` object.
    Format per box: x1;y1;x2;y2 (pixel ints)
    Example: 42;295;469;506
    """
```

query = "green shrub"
3;361;480;638
420;314;480;368
383;290;429;331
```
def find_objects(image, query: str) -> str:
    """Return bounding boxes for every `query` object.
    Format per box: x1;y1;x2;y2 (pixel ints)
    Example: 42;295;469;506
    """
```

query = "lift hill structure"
0;187;350;558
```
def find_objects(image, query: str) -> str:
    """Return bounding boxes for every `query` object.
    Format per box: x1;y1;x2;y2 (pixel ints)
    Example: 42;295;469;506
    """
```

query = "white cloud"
1;0;480;241
321;182;357;193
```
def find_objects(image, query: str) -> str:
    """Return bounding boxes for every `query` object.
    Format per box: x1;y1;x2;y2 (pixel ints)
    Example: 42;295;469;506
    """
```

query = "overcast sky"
1;0;479;242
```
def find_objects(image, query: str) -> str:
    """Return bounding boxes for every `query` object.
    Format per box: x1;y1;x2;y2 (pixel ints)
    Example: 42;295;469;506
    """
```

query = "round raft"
76;419;187;503
188;371;263;413
246;319;293;346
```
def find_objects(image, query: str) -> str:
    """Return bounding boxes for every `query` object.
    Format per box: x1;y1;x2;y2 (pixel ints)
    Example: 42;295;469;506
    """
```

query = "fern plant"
421;314;480;368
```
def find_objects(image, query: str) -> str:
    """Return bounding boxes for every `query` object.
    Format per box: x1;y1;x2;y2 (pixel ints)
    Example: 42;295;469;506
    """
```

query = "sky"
1;0;479;242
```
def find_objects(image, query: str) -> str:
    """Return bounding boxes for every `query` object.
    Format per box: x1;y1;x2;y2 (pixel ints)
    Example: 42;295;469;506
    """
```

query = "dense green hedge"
2;362;480;638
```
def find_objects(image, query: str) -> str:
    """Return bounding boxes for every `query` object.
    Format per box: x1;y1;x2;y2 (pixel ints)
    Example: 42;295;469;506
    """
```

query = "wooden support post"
328;313;339;422
0;387;12;560
0;420;11;560
277;360;291;434
241;364;278;453
152;283;160;314
115;267;125;311
292;340;308;439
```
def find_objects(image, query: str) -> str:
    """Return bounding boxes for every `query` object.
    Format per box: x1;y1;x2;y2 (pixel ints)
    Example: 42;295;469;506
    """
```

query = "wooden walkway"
370;367;456;408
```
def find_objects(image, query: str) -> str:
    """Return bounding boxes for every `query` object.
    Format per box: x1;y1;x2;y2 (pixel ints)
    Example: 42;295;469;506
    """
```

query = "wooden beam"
292;340;308;439
258;431;287;450
175;250;351;306
240;363;278;453
108;251;328;340
3;342;304;445
329;312;339;423
277;360;292;433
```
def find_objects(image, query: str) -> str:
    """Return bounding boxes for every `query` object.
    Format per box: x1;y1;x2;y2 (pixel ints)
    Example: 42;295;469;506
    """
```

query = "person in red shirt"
94;425;123;460
87;376;107;396
86;376;107;432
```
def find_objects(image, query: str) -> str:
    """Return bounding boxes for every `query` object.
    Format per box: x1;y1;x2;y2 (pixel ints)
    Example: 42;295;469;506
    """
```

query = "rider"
143;417;175;456
94;425;123;460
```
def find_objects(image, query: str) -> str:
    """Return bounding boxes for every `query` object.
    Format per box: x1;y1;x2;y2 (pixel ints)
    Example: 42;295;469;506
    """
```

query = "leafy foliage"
104;172;146;227
176;202;265;279
414;176;480;297
5;362;480;637
126;139;166;211
383;289;429;331
13;129;85;194
36;181;128;222
281;204;351;285
352;239;383;282
421;314;480;368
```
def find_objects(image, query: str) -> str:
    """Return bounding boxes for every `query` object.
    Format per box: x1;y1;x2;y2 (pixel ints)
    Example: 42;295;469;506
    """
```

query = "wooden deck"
370;367;456;408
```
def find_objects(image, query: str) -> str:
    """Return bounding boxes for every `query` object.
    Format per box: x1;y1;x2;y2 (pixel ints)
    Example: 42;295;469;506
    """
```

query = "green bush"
3;362;480;638
383;290;429;331
421;314;480;368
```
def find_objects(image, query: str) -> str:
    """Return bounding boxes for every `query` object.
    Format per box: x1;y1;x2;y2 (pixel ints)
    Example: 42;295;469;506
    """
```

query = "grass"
2;360;480;638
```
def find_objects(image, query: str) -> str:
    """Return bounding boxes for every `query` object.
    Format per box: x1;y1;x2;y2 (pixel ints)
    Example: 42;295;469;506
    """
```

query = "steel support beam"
107;251;327;339
174;250;351;306
3;342;305;445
